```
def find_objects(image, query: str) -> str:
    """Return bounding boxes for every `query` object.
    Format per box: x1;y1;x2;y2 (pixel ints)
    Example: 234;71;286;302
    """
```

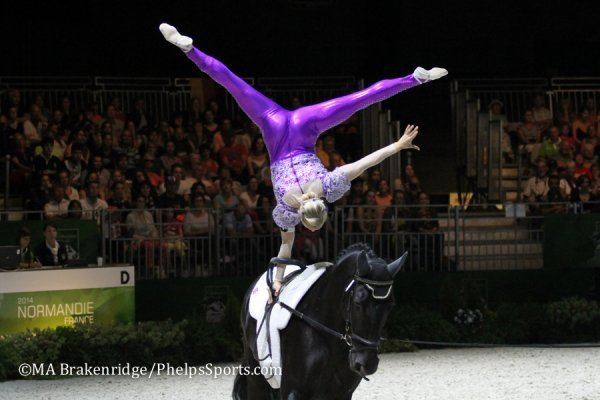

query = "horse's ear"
356;250;371;277
387;251;408;278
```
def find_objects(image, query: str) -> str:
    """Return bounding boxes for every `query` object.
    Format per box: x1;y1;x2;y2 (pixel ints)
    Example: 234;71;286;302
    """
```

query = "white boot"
413;67;448;83
159;23;193;53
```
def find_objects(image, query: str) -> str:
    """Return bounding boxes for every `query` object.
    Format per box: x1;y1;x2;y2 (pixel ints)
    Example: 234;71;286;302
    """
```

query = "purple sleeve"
272;202;301;230
322;168;351;203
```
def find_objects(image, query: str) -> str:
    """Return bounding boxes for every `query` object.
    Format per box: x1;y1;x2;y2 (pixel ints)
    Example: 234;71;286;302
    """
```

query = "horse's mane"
334;242;376;264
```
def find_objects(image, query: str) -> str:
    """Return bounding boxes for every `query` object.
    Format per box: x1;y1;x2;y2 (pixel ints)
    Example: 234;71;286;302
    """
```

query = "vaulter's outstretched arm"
159;23;281;131
299;69;447;134
338;124;420;181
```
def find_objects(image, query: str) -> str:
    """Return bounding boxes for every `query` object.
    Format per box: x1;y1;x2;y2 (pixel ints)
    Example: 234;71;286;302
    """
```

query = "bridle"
276;262;394;380
341;274;394;350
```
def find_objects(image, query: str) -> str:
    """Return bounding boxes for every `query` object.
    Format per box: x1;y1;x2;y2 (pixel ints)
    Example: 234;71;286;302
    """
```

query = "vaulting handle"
269;257;306;269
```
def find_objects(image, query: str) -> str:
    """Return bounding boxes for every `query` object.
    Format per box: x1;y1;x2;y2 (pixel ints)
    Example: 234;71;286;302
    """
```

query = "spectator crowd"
1;88;438;265
492;94;600;211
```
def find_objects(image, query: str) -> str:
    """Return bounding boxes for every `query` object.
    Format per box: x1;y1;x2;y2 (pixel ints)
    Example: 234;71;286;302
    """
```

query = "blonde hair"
298;192;328;231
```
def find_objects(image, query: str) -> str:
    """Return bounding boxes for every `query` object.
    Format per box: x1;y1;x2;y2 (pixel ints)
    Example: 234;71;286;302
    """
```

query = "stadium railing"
2;202;598;278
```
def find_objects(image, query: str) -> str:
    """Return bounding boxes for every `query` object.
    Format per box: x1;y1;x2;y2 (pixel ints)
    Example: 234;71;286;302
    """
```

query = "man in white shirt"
81;181;108;222
523;159;549;202
44;185;70;220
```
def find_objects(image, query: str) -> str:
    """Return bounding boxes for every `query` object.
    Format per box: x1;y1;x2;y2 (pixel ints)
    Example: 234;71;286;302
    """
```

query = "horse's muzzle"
349;350;379;376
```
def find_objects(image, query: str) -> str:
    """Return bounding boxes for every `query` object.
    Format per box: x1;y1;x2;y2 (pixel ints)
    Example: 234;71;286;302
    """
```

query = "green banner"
0;220;99;264
543;214;600;269
0;266;135;334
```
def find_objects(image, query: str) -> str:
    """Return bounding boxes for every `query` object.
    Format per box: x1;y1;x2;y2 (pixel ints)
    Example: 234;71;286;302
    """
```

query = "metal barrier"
1;201;599;277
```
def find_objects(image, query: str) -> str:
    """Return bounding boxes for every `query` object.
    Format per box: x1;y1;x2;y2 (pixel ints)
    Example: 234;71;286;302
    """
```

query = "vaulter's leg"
298;67;447;135
159;23;282;133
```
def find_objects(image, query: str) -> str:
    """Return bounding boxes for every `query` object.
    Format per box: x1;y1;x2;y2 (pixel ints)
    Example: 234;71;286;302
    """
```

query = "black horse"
233;243;406;400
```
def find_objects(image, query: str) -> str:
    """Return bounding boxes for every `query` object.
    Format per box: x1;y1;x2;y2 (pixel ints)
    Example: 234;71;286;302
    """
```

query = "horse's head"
336;244;407;377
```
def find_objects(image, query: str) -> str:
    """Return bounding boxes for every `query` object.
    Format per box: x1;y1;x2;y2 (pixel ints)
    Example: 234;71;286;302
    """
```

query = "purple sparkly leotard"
186;47;423;229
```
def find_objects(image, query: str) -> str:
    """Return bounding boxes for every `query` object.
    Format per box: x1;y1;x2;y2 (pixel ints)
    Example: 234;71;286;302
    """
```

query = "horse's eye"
354;286;369;303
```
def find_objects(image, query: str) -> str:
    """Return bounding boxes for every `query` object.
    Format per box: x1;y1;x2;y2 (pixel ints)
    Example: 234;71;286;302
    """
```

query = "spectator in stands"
329;151;346;170
44;184;69;220
115;129;141;167
581;136;597;166
8;132;34;191
247;137;269;180
574;153;592;179
555;141;574;168
184;194;214;236
572;109;594;142
219;135;249;182
383;190;411;232
411;192;439;233
532;94;552;132
517;110;542;164
29;173;53;212
99;133;118;168
35;222;68;266
190;121;209;150
203;109;219;137
572;175;594;204
224;203;254;236
367;169;382;193
157;176;186;209
539;126;562;161
57;170;79;201
23;104;45;143
102;104;125;137
161;208;187;266
405;175;422;203
213;178;239;212
108;181;131;209
107;169;132;202
137;182;157;209
17;227;40;269
556;97;575;125
130;98;154;131
541;175;568;215
160;140;182;173
64;142;87;186
82;154;111;191
187;97;204;127
80;181;108;220
240;176;260;210
357;191;382;236
523;159;550;202
67;200;83;219
375;179;392;208
172;126;194;158
33;137;63;181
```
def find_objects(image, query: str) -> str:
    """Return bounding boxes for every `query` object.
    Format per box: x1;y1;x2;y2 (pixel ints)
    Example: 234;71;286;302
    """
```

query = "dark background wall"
3;0;599;189
3;0;599;78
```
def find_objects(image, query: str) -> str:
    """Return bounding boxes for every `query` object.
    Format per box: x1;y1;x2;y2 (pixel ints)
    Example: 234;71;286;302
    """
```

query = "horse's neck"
300;265;352;325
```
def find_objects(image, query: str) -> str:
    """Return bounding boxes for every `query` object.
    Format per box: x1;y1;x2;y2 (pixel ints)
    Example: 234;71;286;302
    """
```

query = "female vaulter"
159;23;447;296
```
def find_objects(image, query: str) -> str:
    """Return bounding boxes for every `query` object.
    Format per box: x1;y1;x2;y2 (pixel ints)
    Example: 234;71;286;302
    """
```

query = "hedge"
1;297;599;381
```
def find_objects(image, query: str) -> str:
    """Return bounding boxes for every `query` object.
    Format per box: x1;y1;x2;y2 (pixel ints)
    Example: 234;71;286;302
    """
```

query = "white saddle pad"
248;261;331;389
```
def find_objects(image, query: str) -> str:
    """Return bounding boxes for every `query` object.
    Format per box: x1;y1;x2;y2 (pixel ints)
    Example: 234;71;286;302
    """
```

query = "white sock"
413;67;448;83
159;23;193;53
